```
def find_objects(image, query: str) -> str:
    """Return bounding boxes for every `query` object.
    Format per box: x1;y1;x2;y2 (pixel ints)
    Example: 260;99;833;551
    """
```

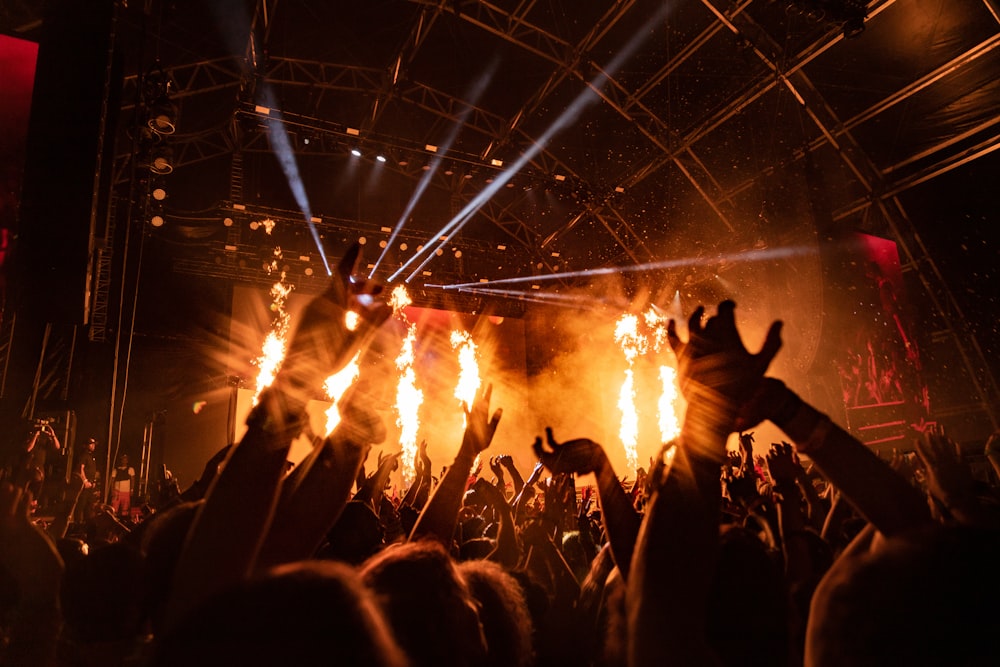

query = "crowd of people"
2;242;999;666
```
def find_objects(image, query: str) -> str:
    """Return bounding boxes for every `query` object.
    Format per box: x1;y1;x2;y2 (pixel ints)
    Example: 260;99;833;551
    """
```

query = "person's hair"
807;524;1000;666
60;541;146;645
151;560;409;667
317;500;384;565
360;539;486;667
457;559;535;667
707;524;789;667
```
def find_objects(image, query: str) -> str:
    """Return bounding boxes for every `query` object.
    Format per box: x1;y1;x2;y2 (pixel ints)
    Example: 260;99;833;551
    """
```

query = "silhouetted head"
152;560;409;667
361;539;486;667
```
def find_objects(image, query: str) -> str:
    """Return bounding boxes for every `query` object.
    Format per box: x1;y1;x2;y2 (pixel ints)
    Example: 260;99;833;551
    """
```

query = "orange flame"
658;365;682;443
395;324;423;486
323;352;361;436
251;270;293;406
614;314;645;473
451;330;481;412
391;285;422;485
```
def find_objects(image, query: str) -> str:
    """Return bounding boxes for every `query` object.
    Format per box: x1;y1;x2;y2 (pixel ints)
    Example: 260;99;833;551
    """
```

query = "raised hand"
667;300;782;414
765;441;801;489
280;243;392;389
532;427;608;476
460;383;503;456
525;461;545;487
489;456;505;480
914;424;978;517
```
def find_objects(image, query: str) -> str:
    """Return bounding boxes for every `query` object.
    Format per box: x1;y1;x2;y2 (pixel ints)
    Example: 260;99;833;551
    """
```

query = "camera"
35;418;52;426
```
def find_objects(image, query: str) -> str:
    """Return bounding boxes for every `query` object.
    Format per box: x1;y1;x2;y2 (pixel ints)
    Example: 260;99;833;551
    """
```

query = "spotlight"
148;146;173;175
400;243;408;251
152;187;167;201
147;97;178;135
351;149;362;157
223;217;234;227
305;267;314;276
425;144;438;152
358;236;367;245
490;158;503;167
249;220;260;230
150;215;165;227
454;250;462;258
376;155;387;163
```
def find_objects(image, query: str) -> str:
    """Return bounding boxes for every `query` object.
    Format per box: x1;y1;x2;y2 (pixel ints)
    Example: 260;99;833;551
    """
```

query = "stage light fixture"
147;97;178;135
358;236;367;245
148;146;174;175
150;215;165;227
223;217;234;227
490;158;503;167
425;144;438;152
249;221;260;230
152;187;167;201
351;148;362;157
346;127;360;136
376;155;387;163
400;243;408;251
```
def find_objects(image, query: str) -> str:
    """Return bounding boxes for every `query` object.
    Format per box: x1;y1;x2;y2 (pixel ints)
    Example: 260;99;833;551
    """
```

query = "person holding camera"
13;420;61;513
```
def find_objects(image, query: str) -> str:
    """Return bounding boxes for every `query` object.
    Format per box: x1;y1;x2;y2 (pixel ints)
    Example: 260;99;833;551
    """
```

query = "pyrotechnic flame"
391;285;422;485
451;330;481;412
395;323;423;486
251;273;294;406
345;311;360;331
614;314;645;474
323;352;361;436
658;365;682;443
390;284;412;313
645;308;668;353
618;368;639;473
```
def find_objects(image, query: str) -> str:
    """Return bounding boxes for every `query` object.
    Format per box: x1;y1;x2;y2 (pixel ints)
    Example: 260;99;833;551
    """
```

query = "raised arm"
409;384;502;544
498;453;525;495
162;244;389;630
532;428;641;580
738;377;932;537
255;388;387;569
628;300;782;667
